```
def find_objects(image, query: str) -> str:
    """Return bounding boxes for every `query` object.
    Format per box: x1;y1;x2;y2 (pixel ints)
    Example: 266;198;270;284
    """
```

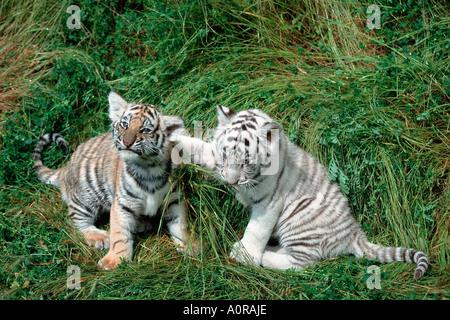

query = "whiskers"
241;178;259;190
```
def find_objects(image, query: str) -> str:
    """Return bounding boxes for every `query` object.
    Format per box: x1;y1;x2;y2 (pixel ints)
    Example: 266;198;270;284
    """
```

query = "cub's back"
59;133;119;203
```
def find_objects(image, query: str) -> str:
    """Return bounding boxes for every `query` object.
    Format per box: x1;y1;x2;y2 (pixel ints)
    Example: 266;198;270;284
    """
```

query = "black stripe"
277;198;314;231
127;172;147;191
129;104;144;111
158;132;166;148
246;110;259;117
266;163;286;204
245;122;256;130
125;164;139;179
255;136;260;156
90;157;107;202
112;239;127;251
131;174;168;193
119;203;136;217
230;127;243;132
402;247;409;262
409;249;418;262
289;250;315;264
153;121;160;133
290;203;328;233
85;166;102;201
295;197;315;213
252;192;269;205
122;182;142;200
71;194;90;211
165;158;172;174
231;120;245;126
321;180;333;199
125;164;168;188
324;198;350;229
397;247;406;261
68;204;94;220
153;177;169;191
288;240;319;248
236;115;257;123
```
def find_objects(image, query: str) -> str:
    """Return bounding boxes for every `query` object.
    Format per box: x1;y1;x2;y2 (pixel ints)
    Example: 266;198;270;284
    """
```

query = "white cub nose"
222;170;240;185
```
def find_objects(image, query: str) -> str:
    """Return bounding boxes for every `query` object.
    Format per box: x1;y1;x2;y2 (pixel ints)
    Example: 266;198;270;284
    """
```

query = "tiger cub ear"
108;92;128;122
216;105;237;126
162;115;185;138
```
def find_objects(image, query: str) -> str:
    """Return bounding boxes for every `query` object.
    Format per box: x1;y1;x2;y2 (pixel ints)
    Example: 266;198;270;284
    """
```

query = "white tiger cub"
172;105;429;279
33;92;192;269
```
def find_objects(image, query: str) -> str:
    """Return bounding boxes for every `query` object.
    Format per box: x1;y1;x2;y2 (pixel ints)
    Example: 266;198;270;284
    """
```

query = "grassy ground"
0;0;448;299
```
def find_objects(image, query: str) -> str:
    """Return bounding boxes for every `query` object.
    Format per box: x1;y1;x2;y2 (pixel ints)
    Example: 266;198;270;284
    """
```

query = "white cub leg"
261;250;298;270
231;202;282;266
262;246;316;271
265;245;287;254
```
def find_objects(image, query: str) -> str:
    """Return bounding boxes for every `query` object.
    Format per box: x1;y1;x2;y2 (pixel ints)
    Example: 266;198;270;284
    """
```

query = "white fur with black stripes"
172;105;429;279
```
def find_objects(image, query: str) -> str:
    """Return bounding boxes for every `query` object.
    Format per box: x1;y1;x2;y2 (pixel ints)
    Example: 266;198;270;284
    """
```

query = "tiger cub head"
108;92;184;162
213;105;283;187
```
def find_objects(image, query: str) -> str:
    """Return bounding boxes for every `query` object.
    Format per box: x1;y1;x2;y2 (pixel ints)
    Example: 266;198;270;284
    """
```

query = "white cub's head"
213;105;283;186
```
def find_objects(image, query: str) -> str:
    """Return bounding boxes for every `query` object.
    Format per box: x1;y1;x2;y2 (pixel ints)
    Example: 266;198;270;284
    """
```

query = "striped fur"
33;92;191;270
173;106;428;279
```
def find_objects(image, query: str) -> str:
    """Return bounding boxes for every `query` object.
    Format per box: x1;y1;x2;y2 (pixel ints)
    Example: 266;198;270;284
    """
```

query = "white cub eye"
222;147;227;159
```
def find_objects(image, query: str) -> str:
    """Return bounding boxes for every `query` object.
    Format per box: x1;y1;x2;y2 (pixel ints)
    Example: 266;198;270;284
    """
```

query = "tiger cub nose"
123;139;133;148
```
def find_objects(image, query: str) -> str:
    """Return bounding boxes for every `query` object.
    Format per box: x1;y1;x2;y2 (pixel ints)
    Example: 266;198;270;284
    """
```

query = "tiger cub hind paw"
176;240;200;257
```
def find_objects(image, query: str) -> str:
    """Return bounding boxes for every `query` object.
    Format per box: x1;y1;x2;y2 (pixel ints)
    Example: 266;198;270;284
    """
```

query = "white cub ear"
259;121;283;176
260;121;283;143
162;115;185;138
108;92;128;122
216;105;237;125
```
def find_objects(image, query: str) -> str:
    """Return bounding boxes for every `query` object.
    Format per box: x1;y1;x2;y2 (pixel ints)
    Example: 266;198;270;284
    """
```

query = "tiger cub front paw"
82;228;110;250
98;253;127;270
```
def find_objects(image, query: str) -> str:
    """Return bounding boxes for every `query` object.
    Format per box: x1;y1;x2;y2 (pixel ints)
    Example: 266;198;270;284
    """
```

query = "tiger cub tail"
352;234;428;279
32;133;69;187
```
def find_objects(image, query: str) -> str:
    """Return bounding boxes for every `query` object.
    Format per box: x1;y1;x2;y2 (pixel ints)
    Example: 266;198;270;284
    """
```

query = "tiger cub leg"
164;193;194;255
98;200;134;270
68;205;110;250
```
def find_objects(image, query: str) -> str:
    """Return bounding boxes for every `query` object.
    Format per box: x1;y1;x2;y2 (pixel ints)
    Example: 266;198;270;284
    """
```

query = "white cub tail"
352;233;428;279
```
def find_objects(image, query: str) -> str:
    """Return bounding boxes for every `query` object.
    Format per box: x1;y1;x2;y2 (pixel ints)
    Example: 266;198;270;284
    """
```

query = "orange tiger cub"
33;92;191;269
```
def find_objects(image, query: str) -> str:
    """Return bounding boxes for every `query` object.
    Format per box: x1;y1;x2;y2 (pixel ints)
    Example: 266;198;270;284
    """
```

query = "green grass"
0;0;449;299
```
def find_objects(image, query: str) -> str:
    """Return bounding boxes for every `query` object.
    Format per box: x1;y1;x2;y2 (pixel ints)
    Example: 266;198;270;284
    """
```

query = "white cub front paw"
230;241;262;266
203;155;215;170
